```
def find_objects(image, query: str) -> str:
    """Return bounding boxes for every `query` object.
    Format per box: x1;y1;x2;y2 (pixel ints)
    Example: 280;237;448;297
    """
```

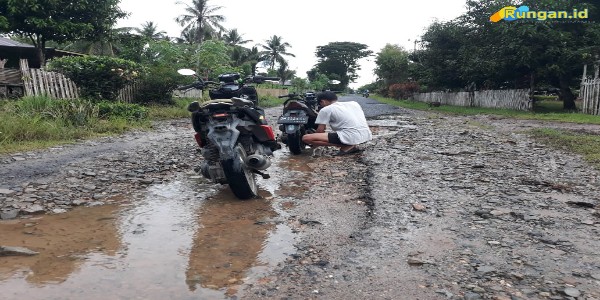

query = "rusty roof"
0;36;34;48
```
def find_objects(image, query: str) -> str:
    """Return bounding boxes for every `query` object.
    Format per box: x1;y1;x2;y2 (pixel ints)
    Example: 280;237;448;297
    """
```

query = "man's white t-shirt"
315;101;373;145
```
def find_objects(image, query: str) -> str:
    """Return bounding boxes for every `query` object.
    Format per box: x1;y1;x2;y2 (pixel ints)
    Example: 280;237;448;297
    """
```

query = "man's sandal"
332;146;361;156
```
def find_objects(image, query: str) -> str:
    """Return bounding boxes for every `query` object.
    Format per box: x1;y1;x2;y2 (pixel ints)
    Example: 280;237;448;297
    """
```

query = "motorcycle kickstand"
251;169;270;179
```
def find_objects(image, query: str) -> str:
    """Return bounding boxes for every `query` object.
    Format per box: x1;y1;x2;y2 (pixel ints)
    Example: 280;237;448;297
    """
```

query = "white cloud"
117;0;467;88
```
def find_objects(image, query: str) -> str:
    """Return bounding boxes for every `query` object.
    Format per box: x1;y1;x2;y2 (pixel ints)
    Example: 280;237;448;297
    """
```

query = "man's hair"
316;91;337;102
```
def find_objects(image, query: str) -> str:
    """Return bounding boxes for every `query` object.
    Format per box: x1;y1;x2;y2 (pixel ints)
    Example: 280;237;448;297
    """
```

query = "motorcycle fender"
285;124;300;134
206;119;241;160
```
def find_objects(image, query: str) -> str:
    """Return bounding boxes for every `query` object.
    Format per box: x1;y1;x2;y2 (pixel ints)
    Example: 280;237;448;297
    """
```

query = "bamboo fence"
413;89;532;111
581;78;600;115
19;59;79;99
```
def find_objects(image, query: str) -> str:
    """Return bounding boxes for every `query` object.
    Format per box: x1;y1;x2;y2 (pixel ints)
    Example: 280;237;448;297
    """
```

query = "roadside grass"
372;95;600;124
372;94;600;170
529;128;600;169
1;96;149;154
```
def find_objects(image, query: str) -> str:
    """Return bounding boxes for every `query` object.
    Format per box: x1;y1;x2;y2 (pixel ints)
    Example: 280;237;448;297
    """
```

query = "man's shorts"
327;132;349;146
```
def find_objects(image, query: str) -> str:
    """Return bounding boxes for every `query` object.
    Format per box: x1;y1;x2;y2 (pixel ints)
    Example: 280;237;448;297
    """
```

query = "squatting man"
302;91;373;156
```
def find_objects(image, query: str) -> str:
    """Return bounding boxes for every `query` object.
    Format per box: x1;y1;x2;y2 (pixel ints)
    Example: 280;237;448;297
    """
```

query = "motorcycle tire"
221;143;258;199
287;131;305;155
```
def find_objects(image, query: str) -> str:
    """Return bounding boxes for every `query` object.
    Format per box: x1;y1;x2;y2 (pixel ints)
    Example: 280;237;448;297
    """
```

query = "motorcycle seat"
200;99;233;110
232;97;254;107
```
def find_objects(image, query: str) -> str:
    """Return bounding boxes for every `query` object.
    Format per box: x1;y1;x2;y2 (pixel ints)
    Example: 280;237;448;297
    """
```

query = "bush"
97;102;147;120
48;56;145;101
389;82;420;100
133;66;181;106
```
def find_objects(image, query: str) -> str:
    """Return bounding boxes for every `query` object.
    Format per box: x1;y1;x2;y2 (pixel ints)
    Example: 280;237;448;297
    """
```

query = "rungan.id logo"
490;5;589;22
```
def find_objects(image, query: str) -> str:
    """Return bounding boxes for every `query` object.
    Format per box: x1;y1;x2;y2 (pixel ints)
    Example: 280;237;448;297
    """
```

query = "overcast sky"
117;0;467;88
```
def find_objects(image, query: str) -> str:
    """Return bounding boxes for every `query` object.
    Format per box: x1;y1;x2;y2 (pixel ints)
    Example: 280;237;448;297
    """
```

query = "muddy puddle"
0;150;311;300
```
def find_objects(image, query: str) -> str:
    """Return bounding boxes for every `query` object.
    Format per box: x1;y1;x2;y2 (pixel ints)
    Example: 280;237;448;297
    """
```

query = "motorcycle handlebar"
176;82;201;91
278;93;302;99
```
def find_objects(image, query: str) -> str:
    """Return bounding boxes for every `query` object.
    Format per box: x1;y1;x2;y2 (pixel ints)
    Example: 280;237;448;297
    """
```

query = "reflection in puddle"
0;176;295;299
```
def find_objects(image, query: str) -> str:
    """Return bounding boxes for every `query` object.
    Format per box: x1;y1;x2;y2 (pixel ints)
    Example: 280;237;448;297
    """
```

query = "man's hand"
316;124;326;133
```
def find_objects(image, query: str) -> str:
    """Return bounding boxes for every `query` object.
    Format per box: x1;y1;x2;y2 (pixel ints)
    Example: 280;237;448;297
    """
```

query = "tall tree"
374;44;410;86
314;42;372;88
223;29;252;46
416;0;600;109
175;0;225;44
258;35;295;70
135;21;167;41
0;0;127;65
276;60;296;85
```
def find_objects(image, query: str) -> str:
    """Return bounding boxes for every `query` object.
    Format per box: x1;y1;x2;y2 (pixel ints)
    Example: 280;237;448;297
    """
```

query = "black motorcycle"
277;92;319;155
177;69;280;199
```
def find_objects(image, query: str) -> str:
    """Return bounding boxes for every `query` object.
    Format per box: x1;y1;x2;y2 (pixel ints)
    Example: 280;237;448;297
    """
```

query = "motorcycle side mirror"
178;69;197;76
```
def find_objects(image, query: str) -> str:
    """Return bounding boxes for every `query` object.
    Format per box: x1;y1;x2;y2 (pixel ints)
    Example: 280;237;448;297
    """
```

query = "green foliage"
197;40;239;79
0;0;127;63
374;44;410;86
48;56;144;101
97;102;147;120
257;94;285;108
408;0;600;110
0;96;152;153
133;66;181;105
9;96;98;126
314;42;373;89
258;35;295;71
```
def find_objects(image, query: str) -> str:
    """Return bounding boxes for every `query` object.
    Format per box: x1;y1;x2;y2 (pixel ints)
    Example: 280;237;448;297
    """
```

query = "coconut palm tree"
277;59;296;85
135;21;167;40
175;0;225;44
258;35;295;71
223;29;252;46
61;26;133;56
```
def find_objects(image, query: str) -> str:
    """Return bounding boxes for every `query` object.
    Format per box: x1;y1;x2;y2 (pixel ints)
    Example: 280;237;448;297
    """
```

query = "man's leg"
302;133;354;151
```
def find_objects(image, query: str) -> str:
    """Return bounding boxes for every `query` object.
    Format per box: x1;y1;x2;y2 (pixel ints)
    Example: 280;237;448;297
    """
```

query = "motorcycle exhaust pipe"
245;154;271;170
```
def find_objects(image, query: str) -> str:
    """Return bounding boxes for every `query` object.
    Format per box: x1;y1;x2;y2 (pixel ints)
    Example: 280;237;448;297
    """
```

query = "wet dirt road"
0;147;307;299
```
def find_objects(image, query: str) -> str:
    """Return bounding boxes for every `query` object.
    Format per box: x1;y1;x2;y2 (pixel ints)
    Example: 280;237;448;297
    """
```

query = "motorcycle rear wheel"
287;131;305;155
221;143;258;199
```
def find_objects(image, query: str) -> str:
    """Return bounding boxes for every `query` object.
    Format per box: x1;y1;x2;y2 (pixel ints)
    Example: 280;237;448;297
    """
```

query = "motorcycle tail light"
260;125;275;140
194;133;205;147
213;113;228;118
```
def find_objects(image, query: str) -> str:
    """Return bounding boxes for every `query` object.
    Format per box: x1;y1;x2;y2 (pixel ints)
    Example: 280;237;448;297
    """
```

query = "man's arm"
316;124;326;133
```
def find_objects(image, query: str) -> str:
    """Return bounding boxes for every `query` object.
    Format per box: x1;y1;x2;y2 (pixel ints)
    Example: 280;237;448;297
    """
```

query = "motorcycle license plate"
278;115;308;124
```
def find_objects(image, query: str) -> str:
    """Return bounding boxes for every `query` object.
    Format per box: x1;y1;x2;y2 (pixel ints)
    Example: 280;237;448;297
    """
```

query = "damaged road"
1;95;600;300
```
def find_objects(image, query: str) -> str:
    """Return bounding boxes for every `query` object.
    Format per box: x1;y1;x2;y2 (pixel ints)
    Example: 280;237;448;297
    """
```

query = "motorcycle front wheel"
287;131;305;155
221;143;258;199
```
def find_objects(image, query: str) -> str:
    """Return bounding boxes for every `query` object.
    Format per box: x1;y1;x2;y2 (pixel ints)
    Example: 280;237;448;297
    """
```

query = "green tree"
223;29;252;46
175;0;225;44
135;21;167;41
196;40;238;80
0;0;127;65
416;0;600;109
259;35;295;71
374;44;410;86
276;60;296;85
314;42;373;89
